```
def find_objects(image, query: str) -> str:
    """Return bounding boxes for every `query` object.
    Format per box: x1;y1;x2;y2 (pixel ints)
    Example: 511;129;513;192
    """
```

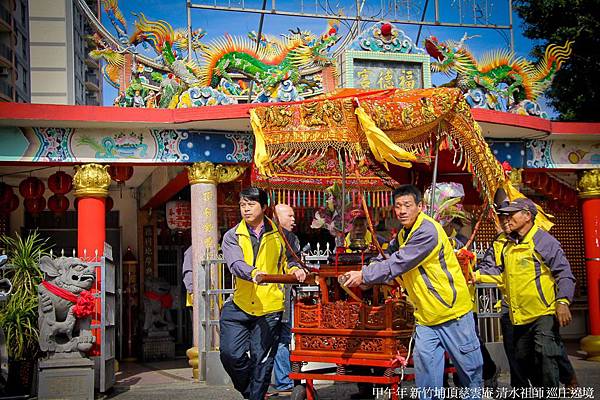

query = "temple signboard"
339;21;431;90
353;58;426;90
343;51;431;90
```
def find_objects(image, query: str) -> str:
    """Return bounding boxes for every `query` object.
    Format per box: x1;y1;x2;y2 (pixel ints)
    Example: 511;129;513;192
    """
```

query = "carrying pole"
428;127;441;217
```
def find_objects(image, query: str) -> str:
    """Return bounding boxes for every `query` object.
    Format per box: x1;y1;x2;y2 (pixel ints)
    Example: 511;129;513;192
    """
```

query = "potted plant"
0;231;50;395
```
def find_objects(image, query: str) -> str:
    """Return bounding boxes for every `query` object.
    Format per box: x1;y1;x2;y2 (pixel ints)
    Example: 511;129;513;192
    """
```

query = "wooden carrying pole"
255;273;317;285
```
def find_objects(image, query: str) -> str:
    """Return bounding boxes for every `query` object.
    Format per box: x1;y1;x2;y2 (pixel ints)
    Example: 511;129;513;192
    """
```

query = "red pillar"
78;197;106;261
579;170;600;361
73;164;112;357
74;163;111;259
582;198;600;335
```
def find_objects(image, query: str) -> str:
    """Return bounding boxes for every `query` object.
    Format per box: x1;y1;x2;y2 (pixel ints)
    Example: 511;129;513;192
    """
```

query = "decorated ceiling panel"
527;139;600;169
0;127;253;164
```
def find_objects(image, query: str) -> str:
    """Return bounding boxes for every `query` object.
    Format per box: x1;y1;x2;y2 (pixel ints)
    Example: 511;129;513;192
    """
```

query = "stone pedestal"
142;334;175;361
206;350;230;386
38;357;94;400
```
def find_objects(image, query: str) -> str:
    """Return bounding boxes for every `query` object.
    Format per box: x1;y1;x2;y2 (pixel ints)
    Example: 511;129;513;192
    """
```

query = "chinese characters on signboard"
143;225;154;276
353;59;424;90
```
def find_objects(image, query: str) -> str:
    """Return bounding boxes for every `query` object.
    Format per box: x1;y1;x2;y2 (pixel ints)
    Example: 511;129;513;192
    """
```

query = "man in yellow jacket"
344;185;482;400
477;198;576;389
220;187;306;400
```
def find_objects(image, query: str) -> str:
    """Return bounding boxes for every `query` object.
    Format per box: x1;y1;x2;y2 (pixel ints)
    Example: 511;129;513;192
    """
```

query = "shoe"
275;388;293;396
484;367;500;390
265;386;293;398
565;374;579;390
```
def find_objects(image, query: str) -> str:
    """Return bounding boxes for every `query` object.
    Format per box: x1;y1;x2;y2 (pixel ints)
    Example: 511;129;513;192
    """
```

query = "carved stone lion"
142;277;175;335
37;256;96;357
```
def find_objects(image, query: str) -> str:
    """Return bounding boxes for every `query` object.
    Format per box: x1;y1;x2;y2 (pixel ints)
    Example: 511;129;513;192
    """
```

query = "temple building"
0;12;598;393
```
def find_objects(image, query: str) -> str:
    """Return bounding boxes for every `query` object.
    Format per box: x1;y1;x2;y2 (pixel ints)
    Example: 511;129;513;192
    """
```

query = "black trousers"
219;300;282;400
500;311;528;387
501;311;574;387
512;314;569;388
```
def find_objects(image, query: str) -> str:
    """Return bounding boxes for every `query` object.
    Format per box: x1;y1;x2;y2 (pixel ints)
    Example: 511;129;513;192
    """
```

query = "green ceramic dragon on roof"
197;21;341;97
88;0;341;106
425;34;573;117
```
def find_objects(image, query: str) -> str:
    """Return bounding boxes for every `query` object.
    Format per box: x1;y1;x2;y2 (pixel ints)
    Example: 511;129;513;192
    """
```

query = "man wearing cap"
477;197;575;388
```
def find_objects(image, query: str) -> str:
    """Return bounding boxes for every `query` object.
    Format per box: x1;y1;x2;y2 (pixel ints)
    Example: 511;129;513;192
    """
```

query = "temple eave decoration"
187;161;246;185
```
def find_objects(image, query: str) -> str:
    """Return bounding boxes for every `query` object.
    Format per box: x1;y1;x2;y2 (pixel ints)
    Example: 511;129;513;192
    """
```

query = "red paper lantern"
534;173;548;191
0;193;19;215
0;183;13;204
109;165;134;198
166;200;191;231
19;177;45;199
48;194;69;215
566;191;578;207
48;171;73;195
380;22;392;37
24;196;46;215
549;180;561;200
523;171;539;187
108;165;134;183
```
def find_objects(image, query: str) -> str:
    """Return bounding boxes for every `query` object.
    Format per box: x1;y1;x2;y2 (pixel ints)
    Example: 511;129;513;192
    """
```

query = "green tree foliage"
514;0;600;121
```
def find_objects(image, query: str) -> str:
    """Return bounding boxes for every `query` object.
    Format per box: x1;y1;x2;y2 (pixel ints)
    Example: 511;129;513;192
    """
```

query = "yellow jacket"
222;219;298;316
363;212;472;326
476;225;575;325
475;234;507;287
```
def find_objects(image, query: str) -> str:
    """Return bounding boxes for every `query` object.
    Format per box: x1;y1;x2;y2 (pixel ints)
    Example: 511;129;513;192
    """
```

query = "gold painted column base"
580;335;600;362
186;346;199;380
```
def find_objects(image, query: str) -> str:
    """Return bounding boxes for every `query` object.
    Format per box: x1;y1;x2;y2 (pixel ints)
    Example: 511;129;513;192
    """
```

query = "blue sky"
100;0;553;113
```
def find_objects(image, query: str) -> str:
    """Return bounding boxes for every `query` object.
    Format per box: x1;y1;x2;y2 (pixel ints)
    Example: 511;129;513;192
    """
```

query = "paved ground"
99;342;600;400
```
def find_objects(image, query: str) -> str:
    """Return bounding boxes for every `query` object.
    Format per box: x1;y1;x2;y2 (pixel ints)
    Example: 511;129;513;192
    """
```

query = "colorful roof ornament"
87;0;340;107
349;21;424;54
425;35;573;118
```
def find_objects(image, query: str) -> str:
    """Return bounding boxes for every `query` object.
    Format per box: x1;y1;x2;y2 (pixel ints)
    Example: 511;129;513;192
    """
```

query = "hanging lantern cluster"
19;176;45;215
522;171;579;208
47;171;72;216
108;165;134;198
0;183;19;215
